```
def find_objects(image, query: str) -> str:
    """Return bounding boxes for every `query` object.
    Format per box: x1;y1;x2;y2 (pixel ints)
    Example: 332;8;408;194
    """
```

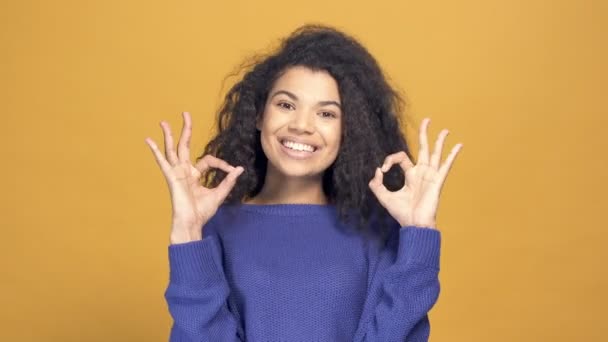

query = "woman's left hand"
368;118;463;229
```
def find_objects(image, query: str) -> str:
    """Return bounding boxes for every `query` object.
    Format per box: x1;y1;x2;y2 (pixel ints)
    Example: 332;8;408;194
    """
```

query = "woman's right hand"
145;112;244;244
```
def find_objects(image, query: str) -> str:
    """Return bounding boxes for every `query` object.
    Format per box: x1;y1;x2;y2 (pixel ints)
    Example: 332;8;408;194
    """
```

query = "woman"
145;24;463;341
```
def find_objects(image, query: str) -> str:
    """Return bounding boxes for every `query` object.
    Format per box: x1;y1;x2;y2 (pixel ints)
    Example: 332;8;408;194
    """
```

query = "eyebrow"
270;90;341;109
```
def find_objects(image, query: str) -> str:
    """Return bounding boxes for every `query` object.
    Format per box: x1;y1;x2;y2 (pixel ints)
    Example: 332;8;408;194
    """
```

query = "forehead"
270;66;340;102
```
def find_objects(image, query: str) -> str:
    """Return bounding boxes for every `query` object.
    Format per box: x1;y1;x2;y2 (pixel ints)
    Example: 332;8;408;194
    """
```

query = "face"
257;66;343;179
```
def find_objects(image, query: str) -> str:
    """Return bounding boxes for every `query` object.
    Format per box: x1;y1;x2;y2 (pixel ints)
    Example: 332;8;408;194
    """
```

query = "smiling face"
257;66;343;180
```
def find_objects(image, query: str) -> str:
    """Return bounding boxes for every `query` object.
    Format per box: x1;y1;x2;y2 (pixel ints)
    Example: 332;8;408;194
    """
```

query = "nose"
287;109;315;134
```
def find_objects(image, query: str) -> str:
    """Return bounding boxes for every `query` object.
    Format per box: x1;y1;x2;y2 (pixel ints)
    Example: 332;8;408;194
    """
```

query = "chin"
274;162;325;179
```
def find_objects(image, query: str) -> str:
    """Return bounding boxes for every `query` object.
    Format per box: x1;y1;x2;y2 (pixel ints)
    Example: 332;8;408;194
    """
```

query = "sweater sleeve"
164;234;242;342
353;226;441;342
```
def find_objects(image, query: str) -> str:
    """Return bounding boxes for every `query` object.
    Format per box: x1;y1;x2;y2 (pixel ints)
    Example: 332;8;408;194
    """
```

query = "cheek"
261;109;287;133
259;115;283;155
260;130;275;156
322;124;342;150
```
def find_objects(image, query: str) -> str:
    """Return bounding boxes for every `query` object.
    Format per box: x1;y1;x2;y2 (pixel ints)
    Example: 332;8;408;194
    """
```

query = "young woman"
145;24;463;342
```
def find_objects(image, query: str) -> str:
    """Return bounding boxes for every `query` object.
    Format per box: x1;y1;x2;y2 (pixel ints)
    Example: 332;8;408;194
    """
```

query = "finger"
188;163;202;180
438;143;463;184
145;137;172;175
214;166;245;202
430;129;449;170
194;158;208;174
417;118;431;165
194;155;236;174
398;153;414;173
368;167;390;205
160;121;179;165
177;112;192;163
381;151;413;173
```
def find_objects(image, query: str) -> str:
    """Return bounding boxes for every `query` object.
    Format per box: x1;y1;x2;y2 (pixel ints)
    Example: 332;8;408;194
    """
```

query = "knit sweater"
164;204;441;341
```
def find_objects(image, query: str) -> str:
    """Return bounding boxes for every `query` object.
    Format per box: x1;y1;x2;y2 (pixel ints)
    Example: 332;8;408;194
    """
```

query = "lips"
280;140;317;153
278;137;320;151
278;139;319;160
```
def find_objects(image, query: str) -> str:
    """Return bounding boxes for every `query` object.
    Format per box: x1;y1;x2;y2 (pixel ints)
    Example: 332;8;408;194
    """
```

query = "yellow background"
1;0;606;341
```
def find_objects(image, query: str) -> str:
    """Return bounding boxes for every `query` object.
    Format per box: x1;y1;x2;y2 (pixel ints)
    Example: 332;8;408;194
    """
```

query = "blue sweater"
165;204;441;341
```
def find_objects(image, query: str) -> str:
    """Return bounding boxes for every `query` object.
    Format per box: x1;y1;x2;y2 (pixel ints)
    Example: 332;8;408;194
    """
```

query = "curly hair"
198;23;412;241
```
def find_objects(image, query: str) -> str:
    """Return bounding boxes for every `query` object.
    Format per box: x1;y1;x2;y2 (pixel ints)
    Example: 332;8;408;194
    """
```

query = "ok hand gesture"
368;118;463;229
145;112;244;244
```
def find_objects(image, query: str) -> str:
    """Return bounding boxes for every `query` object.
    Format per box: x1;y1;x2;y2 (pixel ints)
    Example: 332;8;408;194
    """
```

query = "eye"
277;102;294;110
319;111;337;119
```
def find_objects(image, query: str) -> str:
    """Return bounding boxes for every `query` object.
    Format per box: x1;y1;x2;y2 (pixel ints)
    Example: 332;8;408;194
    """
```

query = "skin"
145;68;463;244
368;118;463;229
247;66;343;205
145;112;244;244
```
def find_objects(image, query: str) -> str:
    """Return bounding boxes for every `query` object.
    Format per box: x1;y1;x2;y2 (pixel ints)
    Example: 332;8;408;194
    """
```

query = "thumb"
368;167;390;202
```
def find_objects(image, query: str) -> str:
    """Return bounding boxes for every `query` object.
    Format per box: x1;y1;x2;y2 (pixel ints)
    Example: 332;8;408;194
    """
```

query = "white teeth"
281;140;315;152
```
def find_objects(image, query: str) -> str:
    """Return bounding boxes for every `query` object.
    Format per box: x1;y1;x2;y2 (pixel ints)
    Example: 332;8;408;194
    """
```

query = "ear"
255;115;261;131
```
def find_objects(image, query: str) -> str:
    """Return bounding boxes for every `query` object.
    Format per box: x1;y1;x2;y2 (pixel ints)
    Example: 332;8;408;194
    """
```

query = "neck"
246;165;328;205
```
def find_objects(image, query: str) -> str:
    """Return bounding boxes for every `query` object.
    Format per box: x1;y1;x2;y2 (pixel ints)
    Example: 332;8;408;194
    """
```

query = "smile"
278;139;320;160
280;139;317;152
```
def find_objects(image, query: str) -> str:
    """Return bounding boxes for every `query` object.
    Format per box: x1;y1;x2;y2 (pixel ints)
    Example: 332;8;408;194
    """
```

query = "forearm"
354;227;441;341
165;235;242;341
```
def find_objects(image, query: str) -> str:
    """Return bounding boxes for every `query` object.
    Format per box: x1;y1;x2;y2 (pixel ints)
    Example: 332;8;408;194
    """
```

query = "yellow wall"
1;0;606;341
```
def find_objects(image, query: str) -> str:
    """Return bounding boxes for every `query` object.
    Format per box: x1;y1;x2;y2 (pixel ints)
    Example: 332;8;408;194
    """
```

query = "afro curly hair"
199;23;413;241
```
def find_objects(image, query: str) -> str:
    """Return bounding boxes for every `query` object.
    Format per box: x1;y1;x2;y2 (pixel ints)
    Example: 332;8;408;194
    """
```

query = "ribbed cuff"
168;235;225;284
396;226;441;269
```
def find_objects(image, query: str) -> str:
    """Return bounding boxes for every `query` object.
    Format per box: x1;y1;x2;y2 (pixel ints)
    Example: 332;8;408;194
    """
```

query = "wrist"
407;213;437;229
169;221;203;244
169;224;203;245
399;218;437;229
